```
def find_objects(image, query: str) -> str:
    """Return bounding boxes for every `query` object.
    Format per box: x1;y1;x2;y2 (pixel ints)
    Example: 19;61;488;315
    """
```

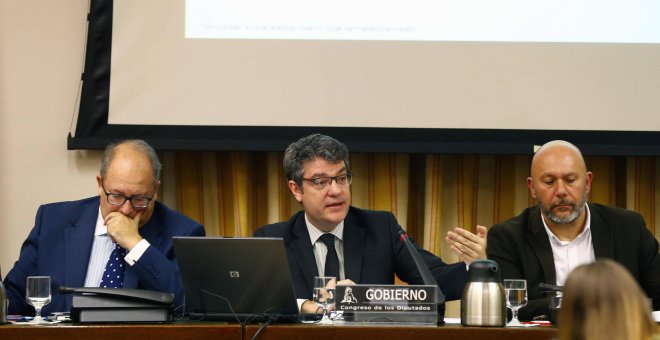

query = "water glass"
503;279;527;327
313;276;336;324
25;276;51;323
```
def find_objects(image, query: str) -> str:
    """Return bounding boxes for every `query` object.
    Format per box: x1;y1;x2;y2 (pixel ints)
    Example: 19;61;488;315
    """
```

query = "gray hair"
284;134;350;186
100;139;161;184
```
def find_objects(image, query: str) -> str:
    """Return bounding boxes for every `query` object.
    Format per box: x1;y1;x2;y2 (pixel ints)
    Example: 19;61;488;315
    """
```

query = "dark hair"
100;139;161;184
283;134;350;186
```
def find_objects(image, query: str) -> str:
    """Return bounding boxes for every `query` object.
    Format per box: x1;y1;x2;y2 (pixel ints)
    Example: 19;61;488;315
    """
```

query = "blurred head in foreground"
558;259;658;340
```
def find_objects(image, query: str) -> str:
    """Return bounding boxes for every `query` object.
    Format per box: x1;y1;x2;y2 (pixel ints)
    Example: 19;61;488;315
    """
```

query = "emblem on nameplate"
340;286;358;304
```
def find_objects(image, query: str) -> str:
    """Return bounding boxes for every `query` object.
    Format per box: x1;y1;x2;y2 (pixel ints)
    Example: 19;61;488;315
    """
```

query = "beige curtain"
161;151;659;316
162;152;658;238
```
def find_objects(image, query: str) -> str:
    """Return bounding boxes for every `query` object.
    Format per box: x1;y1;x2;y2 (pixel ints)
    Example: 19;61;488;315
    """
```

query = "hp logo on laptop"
229;271;240;278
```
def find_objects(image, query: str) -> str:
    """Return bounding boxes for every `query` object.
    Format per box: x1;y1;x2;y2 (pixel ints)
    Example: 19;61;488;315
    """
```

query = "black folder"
61;287;173;323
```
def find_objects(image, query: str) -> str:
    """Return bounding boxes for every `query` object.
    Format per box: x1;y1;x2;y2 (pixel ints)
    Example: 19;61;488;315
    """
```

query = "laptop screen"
173;237;299;322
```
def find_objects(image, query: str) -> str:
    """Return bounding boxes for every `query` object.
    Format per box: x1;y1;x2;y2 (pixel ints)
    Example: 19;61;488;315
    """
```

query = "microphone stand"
538;283;563;325
398;229;446;325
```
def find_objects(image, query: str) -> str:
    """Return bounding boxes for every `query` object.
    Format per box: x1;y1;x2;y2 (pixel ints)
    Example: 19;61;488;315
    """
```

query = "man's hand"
105;211;143;251
336;279;355;286
446;225;488;265
300;278;356;314
301;300;324;314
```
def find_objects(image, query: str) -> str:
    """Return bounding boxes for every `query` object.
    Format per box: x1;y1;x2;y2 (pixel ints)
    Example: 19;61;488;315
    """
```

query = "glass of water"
25;276;51;323
313;276;336;324
503;279;527;327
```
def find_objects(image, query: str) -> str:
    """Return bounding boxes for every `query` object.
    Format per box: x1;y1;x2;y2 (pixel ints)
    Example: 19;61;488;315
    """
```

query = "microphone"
58;286;77;294
538;282;563;293
398;229;446;324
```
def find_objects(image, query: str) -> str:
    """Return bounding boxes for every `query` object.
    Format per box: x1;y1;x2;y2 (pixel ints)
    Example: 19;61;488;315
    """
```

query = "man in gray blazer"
488;140;660;321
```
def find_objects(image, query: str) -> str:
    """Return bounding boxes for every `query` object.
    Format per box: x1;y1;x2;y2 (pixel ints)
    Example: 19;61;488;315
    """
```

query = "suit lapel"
588;204;614;258
526;208;557;285
64;200;99;287
342;210;365;283
290;215;318;295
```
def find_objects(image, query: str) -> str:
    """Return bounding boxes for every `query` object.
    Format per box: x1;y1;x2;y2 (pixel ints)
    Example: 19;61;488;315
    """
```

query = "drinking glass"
503;279;527;327
313;276;336;324
25;276;51;323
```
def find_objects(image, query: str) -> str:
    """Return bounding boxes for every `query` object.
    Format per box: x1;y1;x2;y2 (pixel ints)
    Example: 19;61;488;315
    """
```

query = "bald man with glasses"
3;139;205;316
255;134;487;313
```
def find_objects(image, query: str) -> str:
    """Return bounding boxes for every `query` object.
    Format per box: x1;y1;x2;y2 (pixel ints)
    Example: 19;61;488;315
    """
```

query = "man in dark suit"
487;140;660;321
3;140;205;316
255;134;487;313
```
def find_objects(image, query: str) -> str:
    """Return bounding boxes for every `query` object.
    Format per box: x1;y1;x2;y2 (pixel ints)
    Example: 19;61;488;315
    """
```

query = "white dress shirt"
83;208;151;287
297;214;345;310
306;216;345;280
542;203;595;287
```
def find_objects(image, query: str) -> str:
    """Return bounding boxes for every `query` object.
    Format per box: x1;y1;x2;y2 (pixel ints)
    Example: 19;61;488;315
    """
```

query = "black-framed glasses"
101;183;156;208
302;172;352;190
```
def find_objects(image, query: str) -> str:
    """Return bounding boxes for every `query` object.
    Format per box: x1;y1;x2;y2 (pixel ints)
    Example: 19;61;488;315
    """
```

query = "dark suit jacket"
487;203;660;320
254;207;467;301
3;196;205;315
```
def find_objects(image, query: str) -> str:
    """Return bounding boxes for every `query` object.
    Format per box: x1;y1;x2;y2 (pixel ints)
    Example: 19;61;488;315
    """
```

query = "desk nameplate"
336;284;437;324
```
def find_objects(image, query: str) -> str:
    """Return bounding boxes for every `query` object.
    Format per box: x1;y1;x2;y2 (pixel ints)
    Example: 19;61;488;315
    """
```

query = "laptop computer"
173;237;301;322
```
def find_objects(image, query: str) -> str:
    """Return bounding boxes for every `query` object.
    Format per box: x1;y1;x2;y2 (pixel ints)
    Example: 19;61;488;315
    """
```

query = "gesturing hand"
446;225;488;265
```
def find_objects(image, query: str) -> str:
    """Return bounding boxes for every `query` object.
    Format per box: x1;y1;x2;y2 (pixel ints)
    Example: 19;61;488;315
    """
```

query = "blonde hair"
558;260;658;340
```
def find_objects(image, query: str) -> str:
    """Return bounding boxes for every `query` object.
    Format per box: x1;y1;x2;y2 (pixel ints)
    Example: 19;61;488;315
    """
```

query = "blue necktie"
100;244;126;288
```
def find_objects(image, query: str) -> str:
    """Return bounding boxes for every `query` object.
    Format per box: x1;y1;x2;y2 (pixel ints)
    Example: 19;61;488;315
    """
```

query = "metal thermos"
461;260;506;327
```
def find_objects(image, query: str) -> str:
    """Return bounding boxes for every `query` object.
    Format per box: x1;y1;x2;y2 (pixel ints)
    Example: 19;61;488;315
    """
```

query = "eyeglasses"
101;183;156;208
302;172;352;190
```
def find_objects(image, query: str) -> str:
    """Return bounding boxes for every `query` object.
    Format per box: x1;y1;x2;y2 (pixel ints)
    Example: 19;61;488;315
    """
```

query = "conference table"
0;321;556;340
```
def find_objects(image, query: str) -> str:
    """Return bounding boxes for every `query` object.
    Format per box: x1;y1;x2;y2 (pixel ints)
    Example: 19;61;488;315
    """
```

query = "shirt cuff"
297;298;307;312
124;239;150;266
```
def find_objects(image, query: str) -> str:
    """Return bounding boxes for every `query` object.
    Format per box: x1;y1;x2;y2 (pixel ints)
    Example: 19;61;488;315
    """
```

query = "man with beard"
487;140;660;321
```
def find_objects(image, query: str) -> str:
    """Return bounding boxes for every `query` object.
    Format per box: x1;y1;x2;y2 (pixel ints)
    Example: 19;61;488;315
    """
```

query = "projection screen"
69;0;660;154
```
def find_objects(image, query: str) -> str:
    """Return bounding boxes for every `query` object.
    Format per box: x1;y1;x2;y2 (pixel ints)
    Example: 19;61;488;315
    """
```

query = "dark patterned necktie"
319;233;339;279
99;243;126;288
